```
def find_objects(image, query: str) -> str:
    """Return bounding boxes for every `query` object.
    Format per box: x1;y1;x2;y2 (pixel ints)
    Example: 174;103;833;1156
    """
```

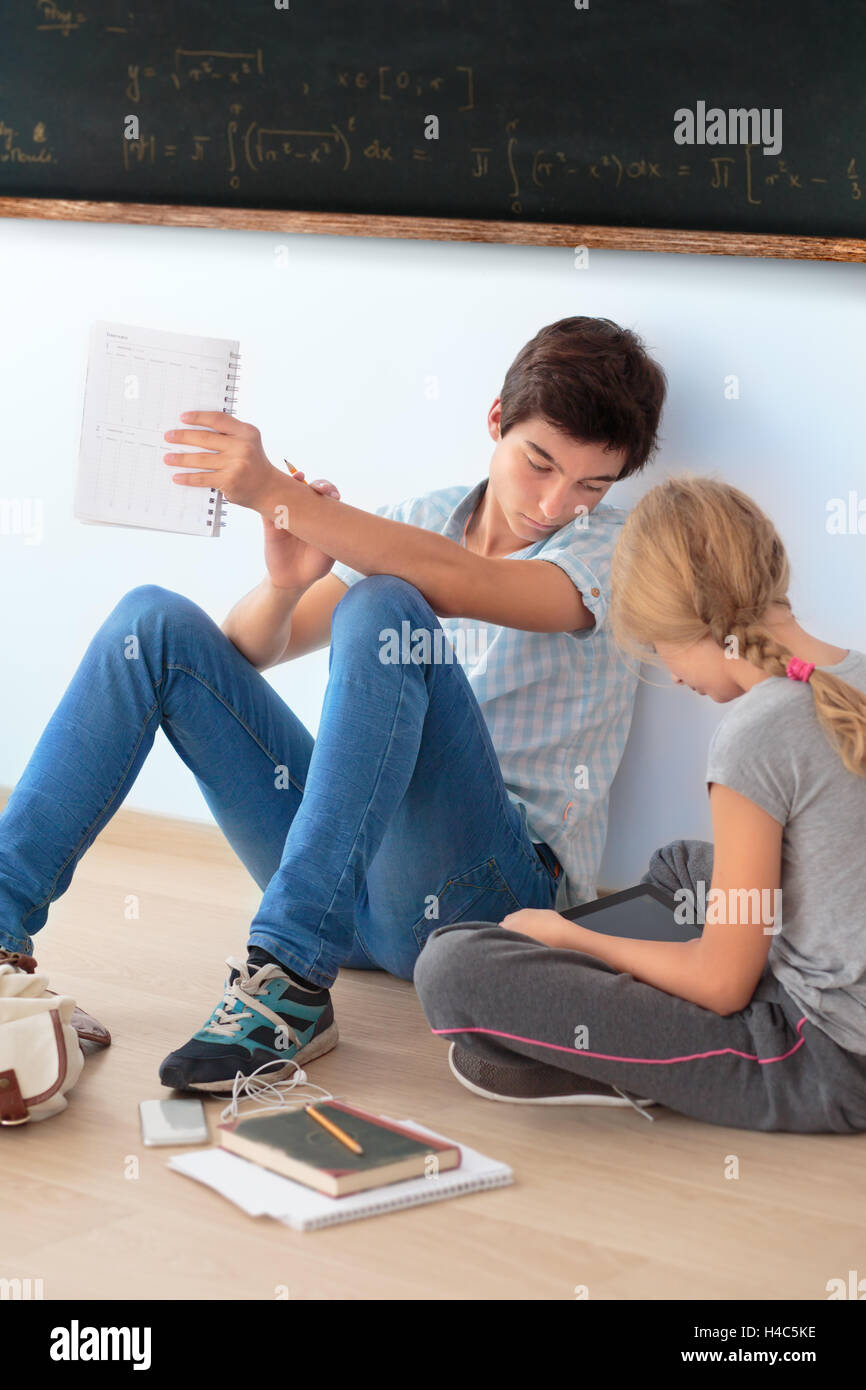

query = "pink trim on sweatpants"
431;1015;808;1065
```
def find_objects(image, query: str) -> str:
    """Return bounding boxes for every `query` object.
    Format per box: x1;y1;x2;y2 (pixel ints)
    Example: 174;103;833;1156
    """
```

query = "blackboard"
2;0;864;239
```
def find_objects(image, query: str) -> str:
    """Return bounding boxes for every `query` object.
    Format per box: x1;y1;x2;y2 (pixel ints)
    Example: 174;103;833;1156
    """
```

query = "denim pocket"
411;857;523;950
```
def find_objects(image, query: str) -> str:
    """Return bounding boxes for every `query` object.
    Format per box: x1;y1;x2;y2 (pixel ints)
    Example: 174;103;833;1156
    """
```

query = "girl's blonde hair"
609;474;866;777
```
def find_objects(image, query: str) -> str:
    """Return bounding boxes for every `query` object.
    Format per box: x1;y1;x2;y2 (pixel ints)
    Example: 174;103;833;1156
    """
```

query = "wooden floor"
2;801;864;1302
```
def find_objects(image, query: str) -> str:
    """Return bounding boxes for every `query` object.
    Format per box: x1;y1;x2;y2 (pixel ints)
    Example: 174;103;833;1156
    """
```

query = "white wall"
1;218;863;889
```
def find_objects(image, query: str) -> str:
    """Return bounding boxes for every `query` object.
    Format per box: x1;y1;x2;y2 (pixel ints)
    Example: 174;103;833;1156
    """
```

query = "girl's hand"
499;908;572;948
163;412;285;512
264;468;341;591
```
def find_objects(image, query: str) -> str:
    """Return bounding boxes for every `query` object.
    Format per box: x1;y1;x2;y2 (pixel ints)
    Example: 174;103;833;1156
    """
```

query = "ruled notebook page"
75;322;238;537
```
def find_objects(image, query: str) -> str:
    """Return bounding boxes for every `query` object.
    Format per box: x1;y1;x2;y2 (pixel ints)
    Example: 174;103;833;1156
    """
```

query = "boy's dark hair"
499;317;667;479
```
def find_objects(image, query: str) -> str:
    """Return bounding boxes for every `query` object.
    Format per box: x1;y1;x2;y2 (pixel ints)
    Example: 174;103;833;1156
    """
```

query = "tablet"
560;883;702;943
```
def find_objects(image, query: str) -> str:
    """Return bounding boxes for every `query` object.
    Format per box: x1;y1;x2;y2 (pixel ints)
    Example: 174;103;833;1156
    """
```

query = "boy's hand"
163;412;285;513
499;908;574;948
264;467;341;591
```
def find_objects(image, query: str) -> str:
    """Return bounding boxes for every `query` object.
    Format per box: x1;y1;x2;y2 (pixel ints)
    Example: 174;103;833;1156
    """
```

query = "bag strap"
0;950;37;974
0;1070;30;1125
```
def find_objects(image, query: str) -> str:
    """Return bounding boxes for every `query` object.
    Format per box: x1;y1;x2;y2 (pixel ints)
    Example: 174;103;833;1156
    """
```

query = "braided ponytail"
609;475;866;778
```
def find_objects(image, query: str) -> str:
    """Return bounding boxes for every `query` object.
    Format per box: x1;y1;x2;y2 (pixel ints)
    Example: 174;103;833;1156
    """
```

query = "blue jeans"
0;576;559;989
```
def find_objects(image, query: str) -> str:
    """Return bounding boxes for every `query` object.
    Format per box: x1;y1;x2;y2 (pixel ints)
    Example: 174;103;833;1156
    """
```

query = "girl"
414;475;866;1133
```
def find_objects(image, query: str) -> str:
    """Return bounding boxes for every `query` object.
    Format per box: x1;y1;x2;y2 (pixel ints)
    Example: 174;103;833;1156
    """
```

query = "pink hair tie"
786;656;815;683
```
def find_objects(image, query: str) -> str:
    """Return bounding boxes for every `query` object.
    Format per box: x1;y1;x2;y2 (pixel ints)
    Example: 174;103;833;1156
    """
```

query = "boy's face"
487;401;627;544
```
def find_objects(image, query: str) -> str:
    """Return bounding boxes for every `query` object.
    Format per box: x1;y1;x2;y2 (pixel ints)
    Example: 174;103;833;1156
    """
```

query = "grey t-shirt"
705;648;866;1054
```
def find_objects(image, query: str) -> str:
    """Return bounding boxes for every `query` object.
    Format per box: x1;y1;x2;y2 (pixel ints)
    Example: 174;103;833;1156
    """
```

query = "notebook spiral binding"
304;1171;512;1230
208;349;241;534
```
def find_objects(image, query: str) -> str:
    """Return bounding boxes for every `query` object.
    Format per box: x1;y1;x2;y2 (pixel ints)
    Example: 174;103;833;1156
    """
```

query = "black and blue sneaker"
159;954;338;1093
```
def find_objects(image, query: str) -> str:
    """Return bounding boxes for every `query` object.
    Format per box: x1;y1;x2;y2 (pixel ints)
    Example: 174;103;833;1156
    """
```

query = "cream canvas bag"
0;955;85;1124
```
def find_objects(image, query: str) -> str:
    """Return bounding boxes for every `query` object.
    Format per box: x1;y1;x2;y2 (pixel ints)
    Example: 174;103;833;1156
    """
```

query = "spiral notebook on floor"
168;1116;513;1231
75;321;240;537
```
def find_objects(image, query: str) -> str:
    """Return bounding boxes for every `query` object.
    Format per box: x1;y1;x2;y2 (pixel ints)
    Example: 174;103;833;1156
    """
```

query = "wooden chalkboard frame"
1;198;864;262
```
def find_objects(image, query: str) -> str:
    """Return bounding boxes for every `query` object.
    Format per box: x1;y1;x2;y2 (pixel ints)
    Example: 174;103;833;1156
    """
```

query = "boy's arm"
222;572;348;670
165;415;596;634
262;480;595;634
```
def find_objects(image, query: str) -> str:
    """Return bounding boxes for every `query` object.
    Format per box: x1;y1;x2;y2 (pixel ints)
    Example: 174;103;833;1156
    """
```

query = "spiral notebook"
75;322;239;538
168;1116;513;1231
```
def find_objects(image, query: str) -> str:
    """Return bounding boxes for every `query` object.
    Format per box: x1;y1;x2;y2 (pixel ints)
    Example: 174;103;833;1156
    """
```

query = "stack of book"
169;1100;513;1231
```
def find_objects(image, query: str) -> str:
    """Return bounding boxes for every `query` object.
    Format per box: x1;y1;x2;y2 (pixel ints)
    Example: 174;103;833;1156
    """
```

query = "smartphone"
139;1098;209;1147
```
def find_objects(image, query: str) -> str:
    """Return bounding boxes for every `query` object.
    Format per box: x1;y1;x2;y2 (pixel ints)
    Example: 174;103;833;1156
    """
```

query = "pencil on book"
305;1104;364;1156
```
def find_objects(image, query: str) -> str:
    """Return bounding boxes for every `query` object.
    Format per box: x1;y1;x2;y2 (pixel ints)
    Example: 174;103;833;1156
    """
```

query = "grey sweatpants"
413;839;866;1133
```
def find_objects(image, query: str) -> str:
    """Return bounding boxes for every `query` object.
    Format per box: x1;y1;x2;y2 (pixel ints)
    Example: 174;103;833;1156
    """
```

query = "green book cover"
223;1103;452;1175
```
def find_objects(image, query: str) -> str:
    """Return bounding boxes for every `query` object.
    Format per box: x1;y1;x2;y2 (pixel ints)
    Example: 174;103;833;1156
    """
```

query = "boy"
0;316;666;1092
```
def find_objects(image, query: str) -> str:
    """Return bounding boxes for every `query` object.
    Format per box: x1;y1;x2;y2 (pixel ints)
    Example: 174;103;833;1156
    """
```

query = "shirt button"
590;587;600;598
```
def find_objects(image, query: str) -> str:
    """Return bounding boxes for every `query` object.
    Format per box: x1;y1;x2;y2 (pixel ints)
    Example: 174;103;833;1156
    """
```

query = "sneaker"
447;1042;657;1112
159;956;338;1093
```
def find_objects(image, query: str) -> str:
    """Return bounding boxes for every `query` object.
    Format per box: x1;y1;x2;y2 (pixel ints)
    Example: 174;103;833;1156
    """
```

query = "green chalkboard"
1;0;863;237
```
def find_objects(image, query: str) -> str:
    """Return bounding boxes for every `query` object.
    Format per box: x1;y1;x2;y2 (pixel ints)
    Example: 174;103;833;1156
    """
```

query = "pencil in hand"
282;460;342;509
284;459;310;485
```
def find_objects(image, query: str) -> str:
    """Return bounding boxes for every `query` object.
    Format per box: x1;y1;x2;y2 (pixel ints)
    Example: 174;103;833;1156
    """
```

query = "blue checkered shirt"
331;480;639;908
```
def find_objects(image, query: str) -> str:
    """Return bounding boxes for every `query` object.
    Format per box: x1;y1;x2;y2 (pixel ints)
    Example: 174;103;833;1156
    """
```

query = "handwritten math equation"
6;26;864;215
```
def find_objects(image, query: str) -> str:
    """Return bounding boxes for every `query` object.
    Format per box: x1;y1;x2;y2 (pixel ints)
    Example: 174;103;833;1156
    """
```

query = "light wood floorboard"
2;801;864;1301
